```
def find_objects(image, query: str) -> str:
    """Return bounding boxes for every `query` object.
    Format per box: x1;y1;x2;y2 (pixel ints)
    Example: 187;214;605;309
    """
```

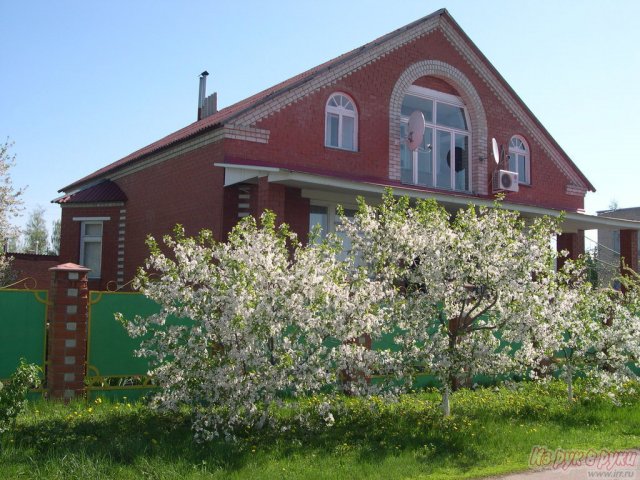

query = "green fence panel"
0;289;48;380
87;291;161;379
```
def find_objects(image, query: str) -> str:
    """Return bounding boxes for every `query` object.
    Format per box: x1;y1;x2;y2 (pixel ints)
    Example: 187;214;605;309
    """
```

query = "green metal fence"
0;289;48;390
6;288;629;401
86;291;161;400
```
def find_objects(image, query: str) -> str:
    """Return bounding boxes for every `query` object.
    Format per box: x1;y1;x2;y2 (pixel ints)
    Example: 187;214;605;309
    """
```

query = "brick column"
556;230;585;271
47;263;90;400
255;176;286;223
619;229;639;276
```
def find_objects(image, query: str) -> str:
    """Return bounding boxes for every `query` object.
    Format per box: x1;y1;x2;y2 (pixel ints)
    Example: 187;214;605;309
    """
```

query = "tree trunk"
442;387;451;416
566;367;574;402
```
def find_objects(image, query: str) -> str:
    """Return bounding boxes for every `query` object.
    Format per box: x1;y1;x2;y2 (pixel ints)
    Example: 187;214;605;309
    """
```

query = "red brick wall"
284;187;310;242
58;205;121;291
224;28;584;212
111;141;226;287
222;184;240;240
7;253;59;290
57;23;589;289
413;76;459;95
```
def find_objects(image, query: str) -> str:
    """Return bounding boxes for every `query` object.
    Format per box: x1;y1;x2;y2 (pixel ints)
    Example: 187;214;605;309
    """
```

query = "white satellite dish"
492;138;500;165
407;110;426;151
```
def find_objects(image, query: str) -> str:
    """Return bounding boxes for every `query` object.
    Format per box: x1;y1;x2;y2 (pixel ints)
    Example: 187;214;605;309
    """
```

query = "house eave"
216;163;639;234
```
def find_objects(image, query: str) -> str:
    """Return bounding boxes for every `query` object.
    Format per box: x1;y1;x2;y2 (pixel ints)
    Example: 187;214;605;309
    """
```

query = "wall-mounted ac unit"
493;169;519;193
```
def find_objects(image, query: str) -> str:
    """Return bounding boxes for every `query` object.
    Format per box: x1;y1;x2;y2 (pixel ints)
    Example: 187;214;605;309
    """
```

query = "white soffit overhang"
215;163;640;234
221;164;280;187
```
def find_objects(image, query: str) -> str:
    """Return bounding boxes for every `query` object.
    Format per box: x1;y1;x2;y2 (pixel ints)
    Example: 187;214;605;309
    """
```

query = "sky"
1;0;639;236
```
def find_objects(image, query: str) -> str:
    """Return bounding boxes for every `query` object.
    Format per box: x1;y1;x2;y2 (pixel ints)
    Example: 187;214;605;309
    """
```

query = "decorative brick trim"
565;184;588;197
223;125;270;144
230;17;441;128
61;202;125;209
225;14;588;195
117;209;126;288
388;60;488;195
106;126;269;185
238;184;252;218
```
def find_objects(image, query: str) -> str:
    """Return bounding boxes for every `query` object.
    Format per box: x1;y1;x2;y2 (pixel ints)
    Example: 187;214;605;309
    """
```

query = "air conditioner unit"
493;169;519;193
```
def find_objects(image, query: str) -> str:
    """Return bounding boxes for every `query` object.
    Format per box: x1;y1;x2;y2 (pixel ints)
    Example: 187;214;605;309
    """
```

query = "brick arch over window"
389;60;488;194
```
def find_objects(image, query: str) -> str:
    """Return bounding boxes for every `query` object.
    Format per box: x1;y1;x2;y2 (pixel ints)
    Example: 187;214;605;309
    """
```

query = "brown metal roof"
53;180;127;204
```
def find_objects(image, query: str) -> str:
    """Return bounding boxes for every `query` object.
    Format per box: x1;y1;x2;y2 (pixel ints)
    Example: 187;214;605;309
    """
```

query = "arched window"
399;86;471;192
508;135;530;184
325;93;357;151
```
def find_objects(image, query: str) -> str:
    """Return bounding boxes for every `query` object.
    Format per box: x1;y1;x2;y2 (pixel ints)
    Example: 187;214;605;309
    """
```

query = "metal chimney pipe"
198;71;209;120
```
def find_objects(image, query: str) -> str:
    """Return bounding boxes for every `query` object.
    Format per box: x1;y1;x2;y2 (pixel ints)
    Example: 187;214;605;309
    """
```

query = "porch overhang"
215;163;640;234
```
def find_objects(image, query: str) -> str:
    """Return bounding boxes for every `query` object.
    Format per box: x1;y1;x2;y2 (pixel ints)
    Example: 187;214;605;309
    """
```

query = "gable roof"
60;8;594;194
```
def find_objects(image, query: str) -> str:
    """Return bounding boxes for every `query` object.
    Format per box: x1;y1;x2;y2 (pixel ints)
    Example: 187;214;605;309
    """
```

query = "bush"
0;360;41;437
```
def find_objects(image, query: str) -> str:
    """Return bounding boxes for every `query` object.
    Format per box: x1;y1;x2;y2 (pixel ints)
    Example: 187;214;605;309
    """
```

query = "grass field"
1;380;638;479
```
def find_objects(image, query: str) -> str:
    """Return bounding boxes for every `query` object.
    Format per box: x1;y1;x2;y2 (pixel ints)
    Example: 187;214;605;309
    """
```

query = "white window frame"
308;202;359;260
325;92;358;151
508;135;531;185
401;85;472;192
309;202;358;236
79;220;103;279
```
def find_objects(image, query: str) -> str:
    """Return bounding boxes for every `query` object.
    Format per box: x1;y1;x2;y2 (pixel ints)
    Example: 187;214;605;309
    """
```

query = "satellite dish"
407;110;426;151
492;138;500;165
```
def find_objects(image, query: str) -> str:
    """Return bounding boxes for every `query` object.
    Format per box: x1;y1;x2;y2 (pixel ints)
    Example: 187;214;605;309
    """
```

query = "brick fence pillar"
47;263;90;400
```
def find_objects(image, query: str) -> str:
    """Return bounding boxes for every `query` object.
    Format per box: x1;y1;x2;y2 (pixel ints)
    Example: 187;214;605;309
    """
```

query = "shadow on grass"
9;403;484;473
7;385;639;475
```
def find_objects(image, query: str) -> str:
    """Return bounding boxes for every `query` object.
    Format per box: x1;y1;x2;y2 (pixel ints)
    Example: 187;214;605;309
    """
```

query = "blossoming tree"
541;262;640;401
124;189;639;436
122;212;395;439
0;141;23;285
339;191;563;415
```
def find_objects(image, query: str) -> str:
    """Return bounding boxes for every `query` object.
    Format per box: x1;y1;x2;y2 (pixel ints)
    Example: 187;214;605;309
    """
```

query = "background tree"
0;140;24;284
22;206;48;254
4;231;20;254
49;219;61;255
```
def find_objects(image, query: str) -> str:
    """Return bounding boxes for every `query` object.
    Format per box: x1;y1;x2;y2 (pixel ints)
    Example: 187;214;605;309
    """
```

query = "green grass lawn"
1;381;639;479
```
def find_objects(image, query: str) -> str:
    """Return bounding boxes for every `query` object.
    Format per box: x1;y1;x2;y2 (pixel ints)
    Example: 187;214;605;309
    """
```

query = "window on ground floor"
79;221;103;279
309;203;357;261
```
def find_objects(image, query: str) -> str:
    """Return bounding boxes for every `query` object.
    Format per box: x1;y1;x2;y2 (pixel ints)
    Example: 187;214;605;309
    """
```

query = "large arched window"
508;135;530;184
325;93;357;151
400;85;471;192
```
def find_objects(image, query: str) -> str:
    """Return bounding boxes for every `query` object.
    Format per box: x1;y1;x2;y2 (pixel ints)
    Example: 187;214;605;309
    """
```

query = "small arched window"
325;93;357;151
509;135;530;185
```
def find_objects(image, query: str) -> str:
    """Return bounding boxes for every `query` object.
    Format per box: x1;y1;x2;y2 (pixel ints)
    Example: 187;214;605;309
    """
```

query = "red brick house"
54;9;640;290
